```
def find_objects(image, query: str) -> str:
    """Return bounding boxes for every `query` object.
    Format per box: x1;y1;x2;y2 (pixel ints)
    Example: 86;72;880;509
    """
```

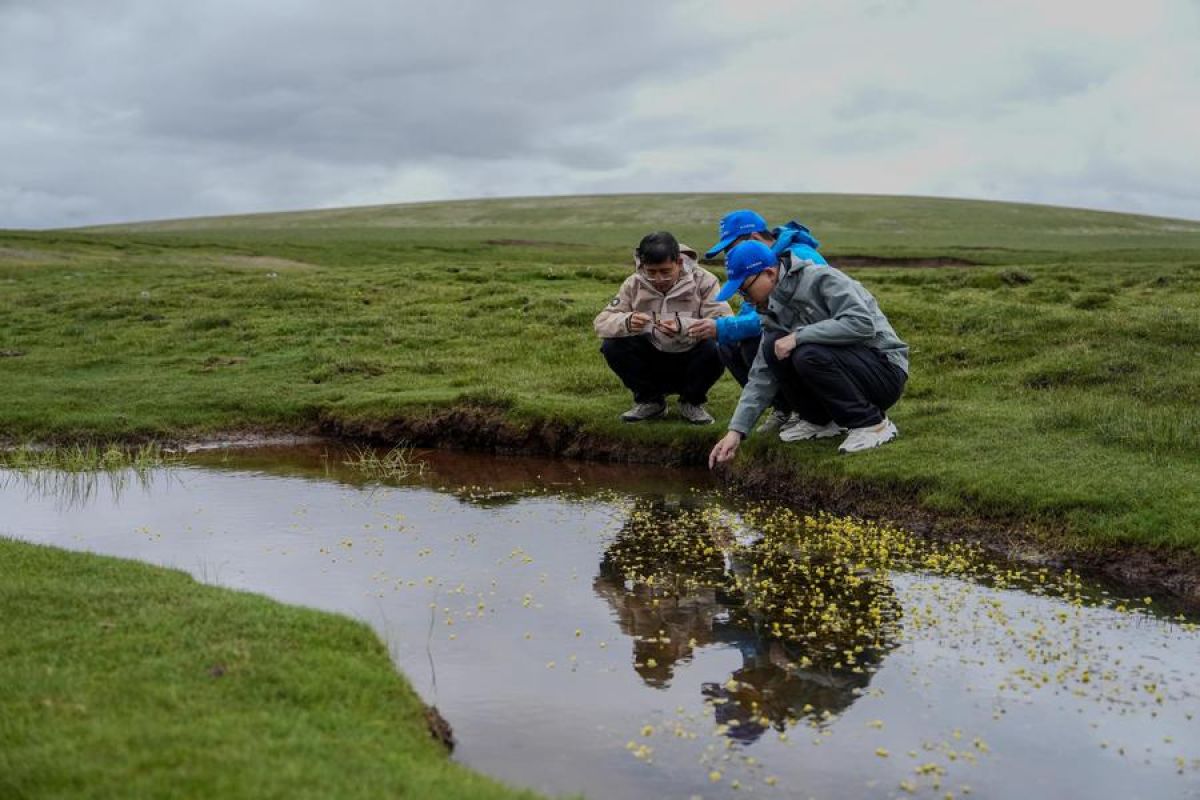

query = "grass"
1;191;1198;794
342;442;427;480
0;442;180;471
0;538;540;800
2;192;1197;550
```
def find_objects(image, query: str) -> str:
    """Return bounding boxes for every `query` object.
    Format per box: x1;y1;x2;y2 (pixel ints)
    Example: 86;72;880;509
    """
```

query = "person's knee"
601;336;640;360
717;343;739;369
791;343;835;375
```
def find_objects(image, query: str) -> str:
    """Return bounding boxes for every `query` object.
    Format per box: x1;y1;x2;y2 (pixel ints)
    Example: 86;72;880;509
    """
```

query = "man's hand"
774;333;798;360
688;318;717;341
708;431;742;469
628;312;652;333
655;318;681;336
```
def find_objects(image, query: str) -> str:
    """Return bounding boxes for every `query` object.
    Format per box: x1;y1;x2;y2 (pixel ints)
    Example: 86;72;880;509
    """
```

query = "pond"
2;445;1198;799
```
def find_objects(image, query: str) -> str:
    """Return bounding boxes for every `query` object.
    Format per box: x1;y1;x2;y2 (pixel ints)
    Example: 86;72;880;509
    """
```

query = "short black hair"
635;231;680;265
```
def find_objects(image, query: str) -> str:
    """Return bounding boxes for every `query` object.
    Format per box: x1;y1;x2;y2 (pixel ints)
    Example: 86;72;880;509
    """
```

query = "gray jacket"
728;254;909;435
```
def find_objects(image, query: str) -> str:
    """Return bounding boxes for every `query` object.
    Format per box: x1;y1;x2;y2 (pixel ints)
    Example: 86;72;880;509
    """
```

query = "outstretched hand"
708;431;742;469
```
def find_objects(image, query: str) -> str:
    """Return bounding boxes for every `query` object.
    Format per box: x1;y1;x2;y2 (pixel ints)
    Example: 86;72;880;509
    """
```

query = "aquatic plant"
0;442;179;472
342;443;426;480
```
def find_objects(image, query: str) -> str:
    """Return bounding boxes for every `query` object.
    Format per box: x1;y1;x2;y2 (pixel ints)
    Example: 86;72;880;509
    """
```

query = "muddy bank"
322;405;1200;613
8;407;1197;611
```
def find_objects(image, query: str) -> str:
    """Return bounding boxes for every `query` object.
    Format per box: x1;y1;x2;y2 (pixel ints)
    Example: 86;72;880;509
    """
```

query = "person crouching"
594;231;733;424
708;240;909;465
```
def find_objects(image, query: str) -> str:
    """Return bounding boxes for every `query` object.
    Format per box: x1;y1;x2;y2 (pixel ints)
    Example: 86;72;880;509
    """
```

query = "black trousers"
761;333;906;428
601;337;725;405
718;335;792;415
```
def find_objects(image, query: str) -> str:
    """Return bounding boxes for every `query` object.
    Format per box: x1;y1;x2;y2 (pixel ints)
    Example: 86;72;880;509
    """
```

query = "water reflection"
5;447;1198;800
0;468;176;512
595;495;900;743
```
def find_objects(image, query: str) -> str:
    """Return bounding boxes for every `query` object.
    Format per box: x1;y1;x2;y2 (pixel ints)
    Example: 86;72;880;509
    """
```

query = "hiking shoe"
838;418;899;454
756;409;793;434
779;419;845;442
620;401;667;423
678;402;715;425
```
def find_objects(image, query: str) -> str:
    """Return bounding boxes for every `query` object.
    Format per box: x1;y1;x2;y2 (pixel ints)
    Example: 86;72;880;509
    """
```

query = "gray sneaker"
678;402;714;425
620;401;667;423
757;410;793;434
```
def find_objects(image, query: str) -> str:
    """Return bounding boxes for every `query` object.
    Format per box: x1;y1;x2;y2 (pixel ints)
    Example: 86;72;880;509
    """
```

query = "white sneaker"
620;401;667;423
838;419;898;454
678;402;715;425
779;419;845;442
756;410;793;434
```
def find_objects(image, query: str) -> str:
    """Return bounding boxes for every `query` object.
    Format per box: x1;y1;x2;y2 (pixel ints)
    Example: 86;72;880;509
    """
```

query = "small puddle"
2;446;1198;799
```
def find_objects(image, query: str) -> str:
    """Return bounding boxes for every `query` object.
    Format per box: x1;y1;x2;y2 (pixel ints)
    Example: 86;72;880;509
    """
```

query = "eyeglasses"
737;271;764;298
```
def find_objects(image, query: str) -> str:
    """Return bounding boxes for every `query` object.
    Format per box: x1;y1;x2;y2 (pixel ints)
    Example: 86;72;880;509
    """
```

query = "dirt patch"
830;254;978;269
216;255;315;271
0;247;62;262
483;238;586;249
424;704;455;752
323;406;1200;613
700;254;979;269
200;356;247;371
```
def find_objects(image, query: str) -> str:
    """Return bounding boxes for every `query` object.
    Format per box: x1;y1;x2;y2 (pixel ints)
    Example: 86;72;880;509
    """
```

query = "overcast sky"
2;0;1199;228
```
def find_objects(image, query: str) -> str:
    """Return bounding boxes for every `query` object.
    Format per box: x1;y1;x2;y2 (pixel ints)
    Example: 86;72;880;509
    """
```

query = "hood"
771;221;827;265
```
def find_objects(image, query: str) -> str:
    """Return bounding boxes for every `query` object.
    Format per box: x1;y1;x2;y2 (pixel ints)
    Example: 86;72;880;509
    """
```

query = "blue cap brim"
704;235;739;260
715;278;741;303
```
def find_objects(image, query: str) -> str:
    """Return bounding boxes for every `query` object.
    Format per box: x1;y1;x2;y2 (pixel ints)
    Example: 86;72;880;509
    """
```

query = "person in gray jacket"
708;240;909;467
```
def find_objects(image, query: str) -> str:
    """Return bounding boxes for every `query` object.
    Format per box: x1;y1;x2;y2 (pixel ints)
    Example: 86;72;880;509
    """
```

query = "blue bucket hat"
704;209;768;259
715;240;777;302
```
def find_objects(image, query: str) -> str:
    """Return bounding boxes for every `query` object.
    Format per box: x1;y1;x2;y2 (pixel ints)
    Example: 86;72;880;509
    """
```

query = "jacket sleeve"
728;341;777;436
593;277;638;338
697;271;733;320
791;270;875;345
716;304;763;345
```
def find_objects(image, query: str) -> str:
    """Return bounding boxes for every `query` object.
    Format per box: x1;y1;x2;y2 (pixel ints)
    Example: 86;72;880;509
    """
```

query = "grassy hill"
2;193;1199;552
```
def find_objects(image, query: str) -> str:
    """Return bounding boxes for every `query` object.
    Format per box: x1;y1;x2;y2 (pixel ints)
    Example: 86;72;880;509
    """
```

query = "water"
2;446;1198;799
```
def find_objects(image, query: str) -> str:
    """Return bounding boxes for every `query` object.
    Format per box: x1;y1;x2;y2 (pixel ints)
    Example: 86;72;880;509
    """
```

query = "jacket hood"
771;221;827;265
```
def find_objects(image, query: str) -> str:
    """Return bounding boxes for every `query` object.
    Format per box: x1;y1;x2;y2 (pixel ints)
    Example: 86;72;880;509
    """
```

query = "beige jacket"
593;244;732;353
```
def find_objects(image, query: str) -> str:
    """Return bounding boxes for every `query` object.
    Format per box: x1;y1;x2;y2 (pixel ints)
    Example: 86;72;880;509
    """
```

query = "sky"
2;0;1199;228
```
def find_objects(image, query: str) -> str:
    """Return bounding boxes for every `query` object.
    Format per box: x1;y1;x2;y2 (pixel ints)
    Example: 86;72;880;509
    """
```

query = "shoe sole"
838;425;898;453
779;428;844;442
621;409;667;423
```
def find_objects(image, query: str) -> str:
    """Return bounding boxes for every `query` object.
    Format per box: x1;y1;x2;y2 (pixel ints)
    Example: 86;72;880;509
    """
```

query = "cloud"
1;0;1199;227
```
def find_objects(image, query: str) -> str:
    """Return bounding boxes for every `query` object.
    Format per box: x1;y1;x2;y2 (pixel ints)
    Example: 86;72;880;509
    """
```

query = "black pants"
718;335;792;415
601;337;725;405
761;333;906;428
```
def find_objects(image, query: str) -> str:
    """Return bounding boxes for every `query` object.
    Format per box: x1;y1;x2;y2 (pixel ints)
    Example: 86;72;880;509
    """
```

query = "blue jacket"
716;302;762;345
715;220;826;344
772;221;827;265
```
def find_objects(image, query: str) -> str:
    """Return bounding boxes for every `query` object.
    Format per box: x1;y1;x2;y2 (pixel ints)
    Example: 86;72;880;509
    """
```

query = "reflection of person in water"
594;494;731;687
593;495;901;744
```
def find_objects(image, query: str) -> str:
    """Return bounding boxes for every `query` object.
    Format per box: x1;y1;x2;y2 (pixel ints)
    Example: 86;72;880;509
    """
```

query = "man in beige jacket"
593;231;733;424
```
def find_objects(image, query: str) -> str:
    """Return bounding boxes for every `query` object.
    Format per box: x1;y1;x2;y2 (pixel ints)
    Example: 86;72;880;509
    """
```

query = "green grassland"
2;192;1199;798
0;538;539;800
3;193;1198;550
